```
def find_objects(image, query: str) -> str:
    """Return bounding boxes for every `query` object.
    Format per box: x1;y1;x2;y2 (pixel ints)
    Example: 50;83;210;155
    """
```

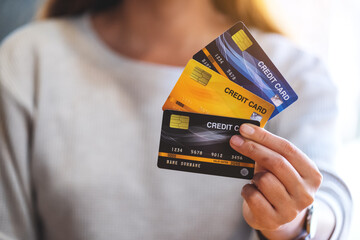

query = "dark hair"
39;0;122;18
40;0;282;34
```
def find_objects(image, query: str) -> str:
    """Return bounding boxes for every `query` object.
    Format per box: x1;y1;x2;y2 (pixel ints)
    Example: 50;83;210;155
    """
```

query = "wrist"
257;208;308;240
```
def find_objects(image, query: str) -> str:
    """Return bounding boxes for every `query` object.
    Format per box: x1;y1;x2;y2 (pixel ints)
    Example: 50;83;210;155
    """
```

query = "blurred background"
1;0;359;238
269;1;360;239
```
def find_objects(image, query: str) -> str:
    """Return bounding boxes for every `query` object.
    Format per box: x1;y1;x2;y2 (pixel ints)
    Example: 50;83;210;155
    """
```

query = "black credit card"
157;110;260;179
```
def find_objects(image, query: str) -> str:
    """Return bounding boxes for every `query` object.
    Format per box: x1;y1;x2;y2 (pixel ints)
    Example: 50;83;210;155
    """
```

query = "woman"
0;0;351;239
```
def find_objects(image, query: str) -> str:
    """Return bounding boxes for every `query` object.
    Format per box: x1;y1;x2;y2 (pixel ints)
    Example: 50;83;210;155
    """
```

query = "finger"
238;124;319;178
230;135;304;197
252;171;291;209
241;184;280;230
252;171;298;223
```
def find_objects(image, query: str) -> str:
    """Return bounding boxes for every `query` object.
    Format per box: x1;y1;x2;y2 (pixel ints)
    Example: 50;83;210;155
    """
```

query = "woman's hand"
230;124;322;240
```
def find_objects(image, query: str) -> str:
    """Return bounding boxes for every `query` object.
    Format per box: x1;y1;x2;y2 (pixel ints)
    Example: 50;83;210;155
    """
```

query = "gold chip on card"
169;114;190;130
190;66;212;86
232;29;253;51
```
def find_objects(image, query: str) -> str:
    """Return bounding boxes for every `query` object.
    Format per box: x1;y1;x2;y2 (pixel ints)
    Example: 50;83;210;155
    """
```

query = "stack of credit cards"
158;22;298;179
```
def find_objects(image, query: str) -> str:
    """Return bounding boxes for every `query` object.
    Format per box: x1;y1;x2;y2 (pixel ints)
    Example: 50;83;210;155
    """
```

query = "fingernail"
240;124;255;135
230;135;244;146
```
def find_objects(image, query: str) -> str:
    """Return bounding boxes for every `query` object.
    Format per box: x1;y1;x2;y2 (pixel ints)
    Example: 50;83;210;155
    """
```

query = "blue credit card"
193;22;298;119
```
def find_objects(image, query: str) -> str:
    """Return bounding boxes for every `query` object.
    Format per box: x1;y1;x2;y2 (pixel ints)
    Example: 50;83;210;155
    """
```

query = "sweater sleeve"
265;53;352;239
0;33;39;240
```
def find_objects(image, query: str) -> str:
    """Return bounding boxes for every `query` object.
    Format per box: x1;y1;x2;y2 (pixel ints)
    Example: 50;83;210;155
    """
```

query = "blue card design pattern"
193;22;298;119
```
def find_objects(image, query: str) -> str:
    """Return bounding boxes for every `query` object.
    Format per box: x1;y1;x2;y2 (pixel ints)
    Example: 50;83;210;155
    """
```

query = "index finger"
238;124;319;178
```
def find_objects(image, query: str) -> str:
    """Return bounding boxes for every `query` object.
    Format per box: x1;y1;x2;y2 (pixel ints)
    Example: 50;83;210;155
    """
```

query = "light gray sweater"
0;15;352;240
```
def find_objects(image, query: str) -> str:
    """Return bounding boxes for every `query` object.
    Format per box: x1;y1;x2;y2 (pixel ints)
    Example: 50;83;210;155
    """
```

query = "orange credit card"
163;59;275;127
